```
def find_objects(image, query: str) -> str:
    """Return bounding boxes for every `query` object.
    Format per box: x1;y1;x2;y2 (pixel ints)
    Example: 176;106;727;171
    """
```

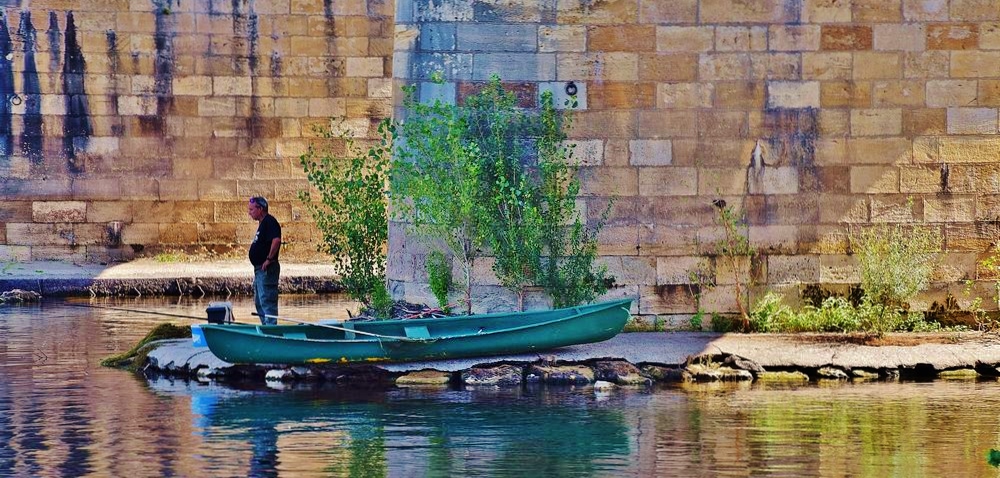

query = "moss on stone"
101;323;191;371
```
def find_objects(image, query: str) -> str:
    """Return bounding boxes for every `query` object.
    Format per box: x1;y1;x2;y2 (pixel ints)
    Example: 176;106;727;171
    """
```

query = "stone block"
636;110;697;138
629;140;672;166
904;51;950;78
566;111;635;138
538;81;587;110
871;81;924;108
419;81;456;105
656;26;713;52
198;97;236;117
588;25;655;52
639;53;698;82
904;108;947;136
637;167;697;196
802;52;852;80
307;98;346;118
851;109;902;136
818;195;869;224
557;52;635;81
925;197;975;222
699;168;747;196
172;75;213;96
72;180;122;200
701;0;797;23
767;81;820;109
851;166;900;193
750;225;799;254
817;110;850;136
657;83;712;108
638;224;698;256
87;202;132;223
714;81;765;108
947;107;998;134
578;167;637;196
750;52;800;80
420;23;456;51
950;0;1000;20
555;0;638;25
32;201;86;223
901;165;945;193
539;25;585;52
715;26;768;52
457;23;537;52
656;256;710;284
768;255;820;284
936;138;1000;164
599;256;656;286
853;52;901;79
927;24;979;50
639;0;697;24
699;53;752;80
926;80;978;107
979;80;1000;106
597;224;639;256
847;137;912;164
6;223;71;246
587;82;655;109
769;25;821;52
874;24;926;52
821;81;872;108
982;23;1000;49
821;26;873;50
904;0;949;21
819;254;859;282
346;57;384;78
803;0;852;22
951;51;1000;77
746;167;798;195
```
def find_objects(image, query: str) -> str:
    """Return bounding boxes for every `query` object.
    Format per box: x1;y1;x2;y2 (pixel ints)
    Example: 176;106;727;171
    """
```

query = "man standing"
248;196;281;324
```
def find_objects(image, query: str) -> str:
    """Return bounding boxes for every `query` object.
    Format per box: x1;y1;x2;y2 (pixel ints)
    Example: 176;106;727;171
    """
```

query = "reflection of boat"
197;299;632;365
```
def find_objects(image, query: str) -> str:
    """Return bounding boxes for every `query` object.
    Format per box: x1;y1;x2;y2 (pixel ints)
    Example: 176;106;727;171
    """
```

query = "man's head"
248;196;268;221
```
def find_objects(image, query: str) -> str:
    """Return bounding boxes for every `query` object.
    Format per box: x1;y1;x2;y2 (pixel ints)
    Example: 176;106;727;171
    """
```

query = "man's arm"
263;237;281;270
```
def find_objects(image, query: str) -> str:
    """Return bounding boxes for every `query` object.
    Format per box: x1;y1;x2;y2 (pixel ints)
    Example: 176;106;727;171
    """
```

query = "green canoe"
196;298;632;365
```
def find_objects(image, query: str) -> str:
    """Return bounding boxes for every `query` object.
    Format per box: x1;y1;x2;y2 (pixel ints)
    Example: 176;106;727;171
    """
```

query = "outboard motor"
205;301;235;324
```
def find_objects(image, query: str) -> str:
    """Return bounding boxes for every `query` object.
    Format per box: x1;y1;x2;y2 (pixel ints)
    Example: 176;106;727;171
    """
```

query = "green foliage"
392;85;490;314
392;77;611;312
796;297;862;332
369;283;394;319
713;202;757;327
748;292;795;333
689;311;704;331
535;91;610;308
426;250;453;311
851;222;941;336
300;118;392;309
710;313;740;333
101;323;191;370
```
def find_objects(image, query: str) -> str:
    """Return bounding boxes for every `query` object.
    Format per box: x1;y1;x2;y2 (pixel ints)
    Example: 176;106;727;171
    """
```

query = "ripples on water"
2;296;1000;477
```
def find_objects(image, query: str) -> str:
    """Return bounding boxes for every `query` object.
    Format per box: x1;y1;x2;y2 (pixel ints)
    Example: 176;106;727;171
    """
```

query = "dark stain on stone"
760;107;819;193
150;0;177;126
233;0;263;142
940;163;950;193
231;0;250;75
18;10;42;162
0;11;14;158
105;29;124;136
782;0;802;24
323;0;339;95
46;12;60;92
63;11;92;171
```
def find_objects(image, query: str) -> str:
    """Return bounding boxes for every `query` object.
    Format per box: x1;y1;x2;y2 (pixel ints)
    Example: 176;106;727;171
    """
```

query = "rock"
525;364;594;385
0;289;41;303
592;360;652;386
396;370;452;386
461;364;523;387
757;371;810;382
641;364;685;382
684;364;753;382
816;367;849;380
975;361;1000;378
938;368;980;379
723;354;765;374
851;369;880;381
266;369;295;382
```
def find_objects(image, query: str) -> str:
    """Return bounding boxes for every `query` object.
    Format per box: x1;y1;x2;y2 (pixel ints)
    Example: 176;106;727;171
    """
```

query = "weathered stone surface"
526;364;594;385
816;366;849;380
396;370;453;386
461;364;523;387
592;360;652;386
641;364;685;382
683;364;754;382
757;370;810;381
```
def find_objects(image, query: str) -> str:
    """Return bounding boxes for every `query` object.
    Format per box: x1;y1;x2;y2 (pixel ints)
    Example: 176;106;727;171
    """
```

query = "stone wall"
389;0;1000;319
0;0;393;262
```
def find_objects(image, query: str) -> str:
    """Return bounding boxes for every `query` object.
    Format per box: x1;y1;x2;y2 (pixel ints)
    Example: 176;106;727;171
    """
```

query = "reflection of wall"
389;1;1000;317
0;1;394;262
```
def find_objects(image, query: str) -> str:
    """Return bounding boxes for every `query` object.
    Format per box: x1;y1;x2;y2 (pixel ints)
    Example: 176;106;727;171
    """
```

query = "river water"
2;296;1000;477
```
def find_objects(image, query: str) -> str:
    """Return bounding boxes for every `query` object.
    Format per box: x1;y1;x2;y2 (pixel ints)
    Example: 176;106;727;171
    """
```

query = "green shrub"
851;222;941;336
710;313;741;333
795;296;862;332
426;250;452;311
748;292;795;332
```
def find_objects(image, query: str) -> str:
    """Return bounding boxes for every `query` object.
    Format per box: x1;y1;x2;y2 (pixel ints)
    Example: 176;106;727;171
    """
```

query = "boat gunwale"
199;298;633;345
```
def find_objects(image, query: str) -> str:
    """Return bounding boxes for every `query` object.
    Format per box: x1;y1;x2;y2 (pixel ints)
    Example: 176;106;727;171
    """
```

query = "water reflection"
3;297;1000;477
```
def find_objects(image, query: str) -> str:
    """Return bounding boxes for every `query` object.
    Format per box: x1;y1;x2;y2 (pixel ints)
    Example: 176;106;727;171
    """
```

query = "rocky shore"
142;331;1000;388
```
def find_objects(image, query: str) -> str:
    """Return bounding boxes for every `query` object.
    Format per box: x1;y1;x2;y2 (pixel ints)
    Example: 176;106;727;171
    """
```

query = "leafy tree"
299;119;392;311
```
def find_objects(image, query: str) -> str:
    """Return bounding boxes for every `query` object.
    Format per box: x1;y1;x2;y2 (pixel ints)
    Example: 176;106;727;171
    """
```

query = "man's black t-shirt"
249;214;281;266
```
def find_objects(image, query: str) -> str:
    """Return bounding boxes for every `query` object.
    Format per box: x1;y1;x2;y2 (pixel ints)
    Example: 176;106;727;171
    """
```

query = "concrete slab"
146;332;1000;374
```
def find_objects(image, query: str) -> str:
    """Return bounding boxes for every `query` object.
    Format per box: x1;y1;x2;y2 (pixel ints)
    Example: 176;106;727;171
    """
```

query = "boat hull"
198;299;632;364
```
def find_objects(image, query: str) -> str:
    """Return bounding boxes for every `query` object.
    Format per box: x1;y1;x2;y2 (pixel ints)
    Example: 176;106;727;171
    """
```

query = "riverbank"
143;331;1000;387
0;259;341;296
